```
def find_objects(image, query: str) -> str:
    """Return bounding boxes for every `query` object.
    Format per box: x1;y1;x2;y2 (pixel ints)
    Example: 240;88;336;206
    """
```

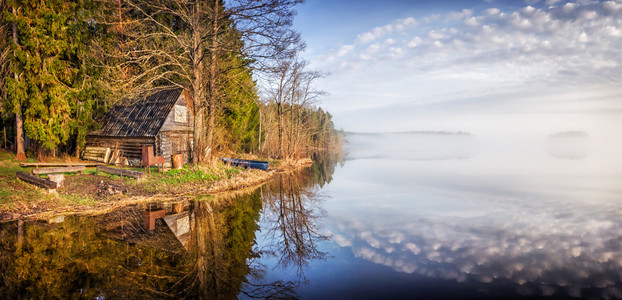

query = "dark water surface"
2;133;622;299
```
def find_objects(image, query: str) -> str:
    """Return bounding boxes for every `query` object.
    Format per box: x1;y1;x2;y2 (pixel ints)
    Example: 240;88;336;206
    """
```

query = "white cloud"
602;1;622;14
447;9;473;20
406;36;422;48
485;8;500;15
545;0;562;5
562;2;578;13
394;17;418;31
335;44;354;57
428;29;446;39
355;17;418;44
304;1;622;133
465;16;480;27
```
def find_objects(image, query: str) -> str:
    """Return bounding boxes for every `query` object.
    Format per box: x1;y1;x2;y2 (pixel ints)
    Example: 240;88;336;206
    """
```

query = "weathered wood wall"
159;92;194;164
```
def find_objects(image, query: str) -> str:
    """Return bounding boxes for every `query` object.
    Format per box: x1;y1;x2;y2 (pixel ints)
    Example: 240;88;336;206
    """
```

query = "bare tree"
93;0;302;163
261;56;327;158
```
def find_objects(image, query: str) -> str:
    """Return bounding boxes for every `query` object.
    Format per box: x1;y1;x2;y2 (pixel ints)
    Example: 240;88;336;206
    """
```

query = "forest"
0;0;342;163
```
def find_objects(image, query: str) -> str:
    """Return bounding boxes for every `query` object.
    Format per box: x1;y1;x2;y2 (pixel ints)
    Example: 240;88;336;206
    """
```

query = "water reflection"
319;133;622;299
0;157;338;299
330;206;622;299
258;173;329;278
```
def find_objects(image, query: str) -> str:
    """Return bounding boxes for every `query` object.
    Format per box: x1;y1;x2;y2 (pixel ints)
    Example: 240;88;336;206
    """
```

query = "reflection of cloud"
330;194;622;298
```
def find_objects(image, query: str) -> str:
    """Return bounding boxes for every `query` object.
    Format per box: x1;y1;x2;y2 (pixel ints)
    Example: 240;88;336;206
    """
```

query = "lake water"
2;132;622;299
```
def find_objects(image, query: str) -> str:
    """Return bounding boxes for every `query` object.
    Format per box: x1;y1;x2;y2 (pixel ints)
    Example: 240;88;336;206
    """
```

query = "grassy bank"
0;150;312;221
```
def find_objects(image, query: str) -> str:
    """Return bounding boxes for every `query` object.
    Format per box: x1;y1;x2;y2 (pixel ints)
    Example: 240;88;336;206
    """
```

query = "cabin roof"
89;88;183;137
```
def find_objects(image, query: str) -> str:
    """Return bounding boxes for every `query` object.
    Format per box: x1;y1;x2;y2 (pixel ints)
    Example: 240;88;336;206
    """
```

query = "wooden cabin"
86;88;194;166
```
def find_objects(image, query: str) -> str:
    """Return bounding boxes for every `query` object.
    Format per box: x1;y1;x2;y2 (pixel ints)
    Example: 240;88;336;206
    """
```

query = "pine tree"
5;0;102;155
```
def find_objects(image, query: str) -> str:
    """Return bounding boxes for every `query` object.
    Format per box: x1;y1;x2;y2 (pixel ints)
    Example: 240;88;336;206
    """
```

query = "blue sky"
291;0;622;137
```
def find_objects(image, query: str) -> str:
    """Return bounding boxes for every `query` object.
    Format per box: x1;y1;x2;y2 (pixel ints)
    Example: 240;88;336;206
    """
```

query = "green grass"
225;166;243;178
63;194;97;206
141;165;244;189
159;167;220;184
0;189;12;203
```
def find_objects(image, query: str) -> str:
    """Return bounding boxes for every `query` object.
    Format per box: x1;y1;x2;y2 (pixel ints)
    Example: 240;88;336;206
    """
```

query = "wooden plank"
31;166;85;175
85;146;109;152
96;165;145;179
20;162;103;167
103;148;111;164
16;172;57;189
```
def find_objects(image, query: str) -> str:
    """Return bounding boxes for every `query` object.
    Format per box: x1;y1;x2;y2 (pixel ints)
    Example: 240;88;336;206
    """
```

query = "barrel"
171;153;183;169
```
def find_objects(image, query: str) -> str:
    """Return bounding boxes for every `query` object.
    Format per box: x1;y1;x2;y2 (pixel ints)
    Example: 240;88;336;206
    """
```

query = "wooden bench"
31;166;86;175
21;162;102;168
16;172;58;193
96;165;145;180
83;147;111;163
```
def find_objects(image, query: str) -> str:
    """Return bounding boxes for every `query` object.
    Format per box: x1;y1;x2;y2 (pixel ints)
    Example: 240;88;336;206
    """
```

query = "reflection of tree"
174;192;296;299
260;171;329;279
0;157;340;298
0;211;195;298
309;150;344;188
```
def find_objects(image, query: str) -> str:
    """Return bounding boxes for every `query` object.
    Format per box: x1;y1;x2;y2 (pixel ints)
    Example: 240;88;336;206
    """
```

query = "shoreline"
0;156;313;223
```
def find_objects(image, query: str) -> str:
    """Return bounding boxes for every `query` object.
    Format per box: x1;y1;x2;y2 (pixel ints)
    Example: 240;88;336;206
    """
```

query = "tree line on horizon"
0;0;342;162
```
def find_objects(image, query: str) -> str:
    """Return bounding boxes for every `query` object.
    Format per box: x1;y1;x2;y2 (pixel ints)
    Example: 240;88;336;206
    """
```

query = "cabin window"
174;105;187;123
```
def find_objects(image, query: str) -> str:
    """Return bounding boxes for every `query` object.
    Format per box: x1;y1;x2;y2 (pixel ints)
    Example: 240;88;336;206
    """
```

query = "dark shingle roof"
89;88;183;137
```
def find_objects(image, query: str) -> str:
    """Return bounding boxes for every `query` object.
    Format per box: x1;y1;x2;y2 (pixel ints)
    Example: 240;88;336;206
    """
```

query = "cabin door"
170;134;188;162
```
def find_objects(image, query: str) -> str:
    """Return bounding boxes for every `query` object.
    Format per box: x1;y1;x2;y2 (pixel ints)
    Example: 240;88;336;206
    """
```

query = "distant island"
346;131;473;136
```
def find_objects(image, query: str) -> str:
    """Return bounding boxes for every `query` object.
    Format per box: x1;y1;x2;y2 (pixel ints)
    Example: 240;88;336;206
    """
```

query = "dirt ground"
0;156;313;222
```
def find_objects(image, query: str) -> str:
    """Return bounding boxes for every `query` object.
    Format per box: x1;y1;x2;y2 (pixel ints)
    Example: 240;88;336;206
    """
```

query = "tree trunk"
191;1;205;164
205;0;220;155
277;102;283;158
12;8;26;161
193;103;205;164
258;108;262;153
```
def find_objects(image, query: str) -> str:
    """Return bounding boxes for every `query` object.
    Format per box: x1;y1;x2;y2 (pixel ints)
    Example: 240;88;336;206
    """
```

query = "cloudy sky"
292;0;622;136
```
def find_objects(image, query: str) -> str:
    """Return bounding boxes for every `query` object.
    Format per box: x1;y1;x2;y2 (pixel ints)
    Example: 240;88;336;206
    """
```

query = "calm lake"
2;132;622;299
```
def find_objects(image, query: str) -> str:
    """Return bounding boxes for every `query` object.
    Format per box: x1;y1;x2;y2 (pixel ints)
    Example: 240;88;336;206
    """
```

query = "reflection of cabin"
101;203;193;253
85;88;194;166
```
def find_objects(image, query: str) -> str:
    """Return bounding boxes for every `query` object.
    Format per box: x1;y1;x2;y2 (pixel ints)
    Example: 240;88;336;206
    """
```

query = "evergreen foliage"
0;0;340;159
4;0;103;153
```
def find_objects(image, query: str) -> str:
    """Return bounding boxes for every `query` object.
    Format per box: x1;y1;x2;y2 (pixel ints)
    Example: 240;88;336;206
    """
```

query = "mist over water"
266;130;622;299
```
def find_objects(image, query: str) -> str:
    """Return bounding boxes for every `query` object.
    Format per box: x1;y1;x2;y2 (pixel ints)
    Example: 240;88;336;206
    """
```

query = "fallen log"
31;166;86;175
96;166;145;180
16;172;58;192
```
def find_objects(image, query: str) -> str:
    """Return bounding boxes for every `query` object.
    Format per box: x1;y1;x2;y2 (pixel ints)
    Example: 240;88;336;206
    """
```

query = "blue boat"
221;157;269;170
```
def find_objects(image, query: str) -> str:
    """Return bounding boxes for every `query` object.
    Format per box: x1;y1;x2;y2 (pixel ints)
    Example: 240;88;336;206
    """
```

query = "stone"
47;173;65;188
